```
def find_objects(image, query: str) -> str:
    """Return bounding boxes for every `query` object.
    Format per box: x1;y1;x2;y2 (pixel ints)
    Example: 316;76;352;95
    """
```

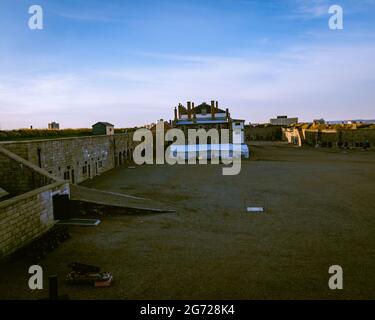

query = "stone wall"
0;133;139;258
0;181;69;258
113;134;134;166
0;133;138;259
0;145;70;258
304;129;375;148
282;127;303;146
1;133;136;184
283;125;375;148
245;125;282;142
0;146;56;196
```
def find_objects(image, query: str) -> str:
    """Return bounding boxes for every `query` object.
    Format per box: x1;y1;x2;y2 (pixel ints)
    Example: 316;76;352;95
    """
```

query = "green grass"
0;128;138;141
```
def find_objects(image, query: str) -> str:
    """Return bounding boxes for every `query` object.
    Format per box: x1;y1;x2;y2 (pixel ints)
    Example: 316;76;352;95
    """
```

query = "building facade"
173;100;245;144
92;122;114;136
48;122;60;130
270;116;298;126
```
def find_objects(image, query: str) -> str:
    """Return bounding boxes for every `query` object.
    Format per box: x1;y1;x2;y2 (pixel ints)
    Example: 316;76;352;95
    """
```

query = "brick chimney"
187;101;192;120
178;103;181;118
174;107;178;121
226;108;229;120
211;100;216;118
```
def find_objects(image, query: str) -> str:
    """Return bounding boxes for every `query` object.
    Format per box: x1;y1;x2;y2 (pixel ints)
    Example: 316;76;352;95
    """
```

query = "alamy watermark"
328;265;343;290
27;264;343;292
28;265;43;290
131;122;245;176
328;5;344;30
27;4;343;31
28;5;43;30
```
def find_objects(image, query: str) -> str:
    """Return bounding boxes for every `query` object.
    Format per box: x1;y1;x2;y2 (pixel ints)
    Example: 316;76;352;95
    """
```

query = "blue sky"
0;0;375;129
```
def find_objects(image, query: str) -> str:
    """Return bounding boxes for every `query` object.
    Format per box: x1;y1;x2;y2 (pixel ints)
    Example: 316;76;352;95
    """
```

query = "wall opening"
37;148;42;168
52;194;71;220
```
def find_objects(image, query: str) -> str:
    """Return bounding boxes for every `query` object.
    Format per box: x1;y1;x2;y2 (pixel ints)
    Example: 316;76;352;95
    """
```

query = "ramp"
0;187;9;200
69;184;175;214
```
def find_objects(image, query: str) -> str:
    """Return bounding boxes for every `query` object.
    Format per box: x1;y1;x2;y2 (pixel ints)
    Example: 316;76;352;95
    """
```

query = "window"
71;169;75;184
63;171;70;180
82;166;87;175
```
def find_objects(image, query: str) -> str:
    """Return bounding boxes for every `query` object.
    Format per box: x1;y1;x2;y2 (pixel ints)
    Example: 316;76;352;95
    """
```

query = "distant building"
173;100;245;143
327;119;375;125
313;119;325;125
270;116;298;126
149;119;172;133
232;119;245;144
144;123;156;130
92;122;114;136
48;122;60;130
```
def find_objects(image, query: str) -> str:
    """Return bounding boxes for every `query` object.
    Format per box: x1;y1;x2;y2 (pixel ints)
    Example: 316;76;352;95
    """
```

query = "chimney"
187;101;192;120
226;108;229;120
174;107;178;121
192;102;195;120
211;100;216;118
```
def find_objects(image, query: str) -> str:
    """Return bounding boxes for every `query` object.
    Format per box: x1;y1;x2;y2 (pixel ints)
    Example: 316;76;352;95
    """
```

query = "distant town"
1;101;374;150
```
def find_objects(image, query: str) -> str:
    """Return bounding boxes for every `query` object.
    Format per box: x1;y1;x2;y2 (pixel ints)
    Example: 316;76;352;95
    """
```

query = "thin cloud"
282;0;331;20
1;43;374;129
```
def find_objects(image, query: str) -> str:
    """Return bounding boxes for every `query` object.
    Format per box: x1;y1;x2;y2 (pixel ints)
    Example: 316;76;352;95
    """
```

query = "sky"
0;0;375;129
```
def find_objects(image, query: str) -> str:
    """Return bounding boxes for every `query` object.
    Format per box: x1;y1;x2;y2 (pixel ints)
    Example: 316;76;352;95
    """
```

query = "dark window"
71;169;75;184
63;171;70;180
37;148;42;168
